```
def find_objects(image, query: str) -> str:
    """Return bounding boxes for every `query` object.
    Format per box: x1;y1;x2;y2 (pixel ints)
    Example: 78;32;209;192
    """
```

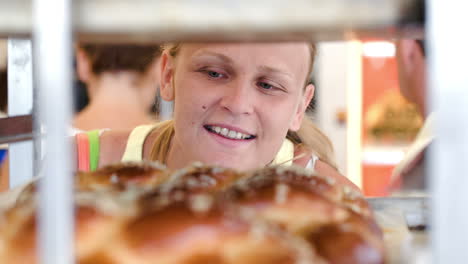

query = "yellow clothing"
121;122;296;166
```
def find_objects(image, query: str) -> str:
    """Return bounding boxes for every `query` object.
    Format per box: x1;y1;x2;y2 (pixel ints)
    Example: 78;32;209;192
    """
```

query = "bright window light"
362;41;395;58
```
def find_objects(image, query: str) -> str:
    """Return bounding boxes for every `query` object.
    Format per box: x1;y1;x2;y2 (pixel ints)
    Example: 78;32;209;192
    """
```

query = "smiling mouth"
203;125;256;140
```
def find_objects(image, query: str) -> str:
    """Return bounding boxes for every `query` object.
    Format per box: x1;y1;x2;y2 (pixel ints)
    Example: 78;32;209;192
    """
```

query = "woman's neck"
89;72;144;103
74;72;154;130
165;133;188;170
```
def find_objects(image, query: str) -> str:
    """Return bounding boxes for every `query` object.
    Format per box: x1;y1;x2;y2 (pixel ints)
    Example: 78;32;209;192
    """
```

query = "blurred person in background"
74;44;162;130
391;38;433;192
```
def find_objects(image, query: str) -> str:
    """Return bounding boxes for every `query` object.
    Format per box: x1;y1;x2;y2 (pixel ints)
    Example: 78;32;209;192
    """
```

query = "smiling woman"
159;43;316;168
81;42;357;191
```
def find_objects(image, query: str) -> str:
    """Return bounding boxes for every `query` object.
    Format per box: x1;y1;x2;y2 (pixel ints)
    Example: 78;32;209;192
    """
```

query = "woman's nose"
219;81;254;115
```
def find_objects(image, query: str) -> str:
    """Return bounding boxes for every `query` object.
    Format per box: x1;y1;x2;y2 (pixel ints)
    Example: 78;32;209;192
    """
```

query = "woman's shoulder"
99;129;132;166
99;122;166;167
292;146;361;193
313;159;361;192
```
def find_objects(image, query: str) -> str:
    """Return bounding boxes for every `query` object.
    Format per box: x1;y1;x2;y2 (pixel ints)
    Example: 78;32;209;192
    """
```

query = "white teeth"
228;130;237;138
208;126;253;140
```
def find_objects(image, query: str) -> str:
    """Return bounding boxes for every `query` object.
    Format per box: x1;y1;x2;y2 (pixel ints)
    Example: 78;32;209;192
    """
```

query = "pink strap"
76;133;90;172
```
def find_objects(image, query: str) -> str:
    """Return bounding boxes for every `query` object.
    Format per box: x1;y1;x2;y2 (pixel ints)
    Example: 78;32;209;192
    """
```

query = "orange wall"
361;55;400;196
361;56;400;142
362;57;399;111
362;165;393;197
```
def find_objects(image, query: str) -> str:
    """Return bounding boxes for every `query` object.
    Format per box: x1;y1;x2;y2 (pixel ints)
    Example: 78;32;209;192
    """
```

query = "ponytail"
149;120;175;163
287;116;337;169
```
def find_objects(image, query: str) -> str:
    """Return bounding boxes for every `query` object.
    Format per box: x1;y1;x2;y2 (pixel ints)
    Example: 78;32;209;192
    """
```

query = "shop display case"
0;0;465;263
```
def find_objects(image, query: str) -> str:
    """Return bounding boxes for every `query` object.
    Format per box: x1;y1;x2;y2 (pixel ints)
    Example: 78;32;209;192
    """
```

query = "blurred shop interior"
0;39;423;197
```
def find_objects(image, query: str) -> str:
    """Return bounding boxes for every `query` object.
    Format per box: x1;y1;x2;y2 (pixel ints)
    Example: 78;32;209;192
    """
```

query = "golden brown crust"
76;162;168;191
314;160;361;193
139;164;247;212
84;195;320;264
162;164;246;193
306;212;384;264
0;202;130;263
0;163;383;264
224;166;384;264
13;181;37;207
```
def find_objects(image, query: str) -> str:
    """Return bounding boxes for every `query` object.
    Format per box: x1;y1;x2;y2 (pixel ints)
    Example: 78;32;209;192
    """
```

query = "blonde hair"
150;43;337;169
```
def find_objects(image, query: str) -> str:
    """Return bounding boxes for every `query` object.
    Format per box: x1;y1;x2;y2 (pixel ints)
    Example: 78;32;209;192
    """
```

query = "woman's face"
160;43;314;170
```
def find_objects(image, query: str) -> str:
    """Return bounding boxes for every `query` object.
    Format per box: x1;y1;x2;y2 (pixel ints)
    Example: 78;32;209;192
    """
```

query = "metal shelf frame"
0;0;423;41
6;39;34;188
1;0;464;263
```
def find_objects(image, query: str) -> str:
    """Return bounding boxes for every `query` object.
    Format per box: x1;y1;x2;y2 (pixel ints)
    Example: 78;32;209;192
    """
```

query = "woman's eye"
258;82;274;90
207;70;223;78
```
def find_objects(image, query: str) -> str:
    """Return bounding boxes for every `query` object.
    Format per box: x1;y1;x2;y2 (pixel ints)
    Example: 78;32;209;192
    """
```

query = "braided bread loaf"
0;162;384;264
224;167;384;264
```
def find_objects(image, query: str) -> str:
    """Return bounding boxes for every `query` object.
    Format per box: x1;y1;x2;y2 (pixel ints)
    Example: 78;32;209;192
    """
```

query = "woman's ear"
289;84;315;131
159;51;175;101
76;48;92;83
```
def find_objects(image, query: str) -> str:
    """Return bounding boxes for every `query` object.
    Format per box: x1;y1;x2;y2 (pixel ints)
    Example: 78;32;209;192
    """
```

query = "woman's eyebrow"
191;50;233;64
